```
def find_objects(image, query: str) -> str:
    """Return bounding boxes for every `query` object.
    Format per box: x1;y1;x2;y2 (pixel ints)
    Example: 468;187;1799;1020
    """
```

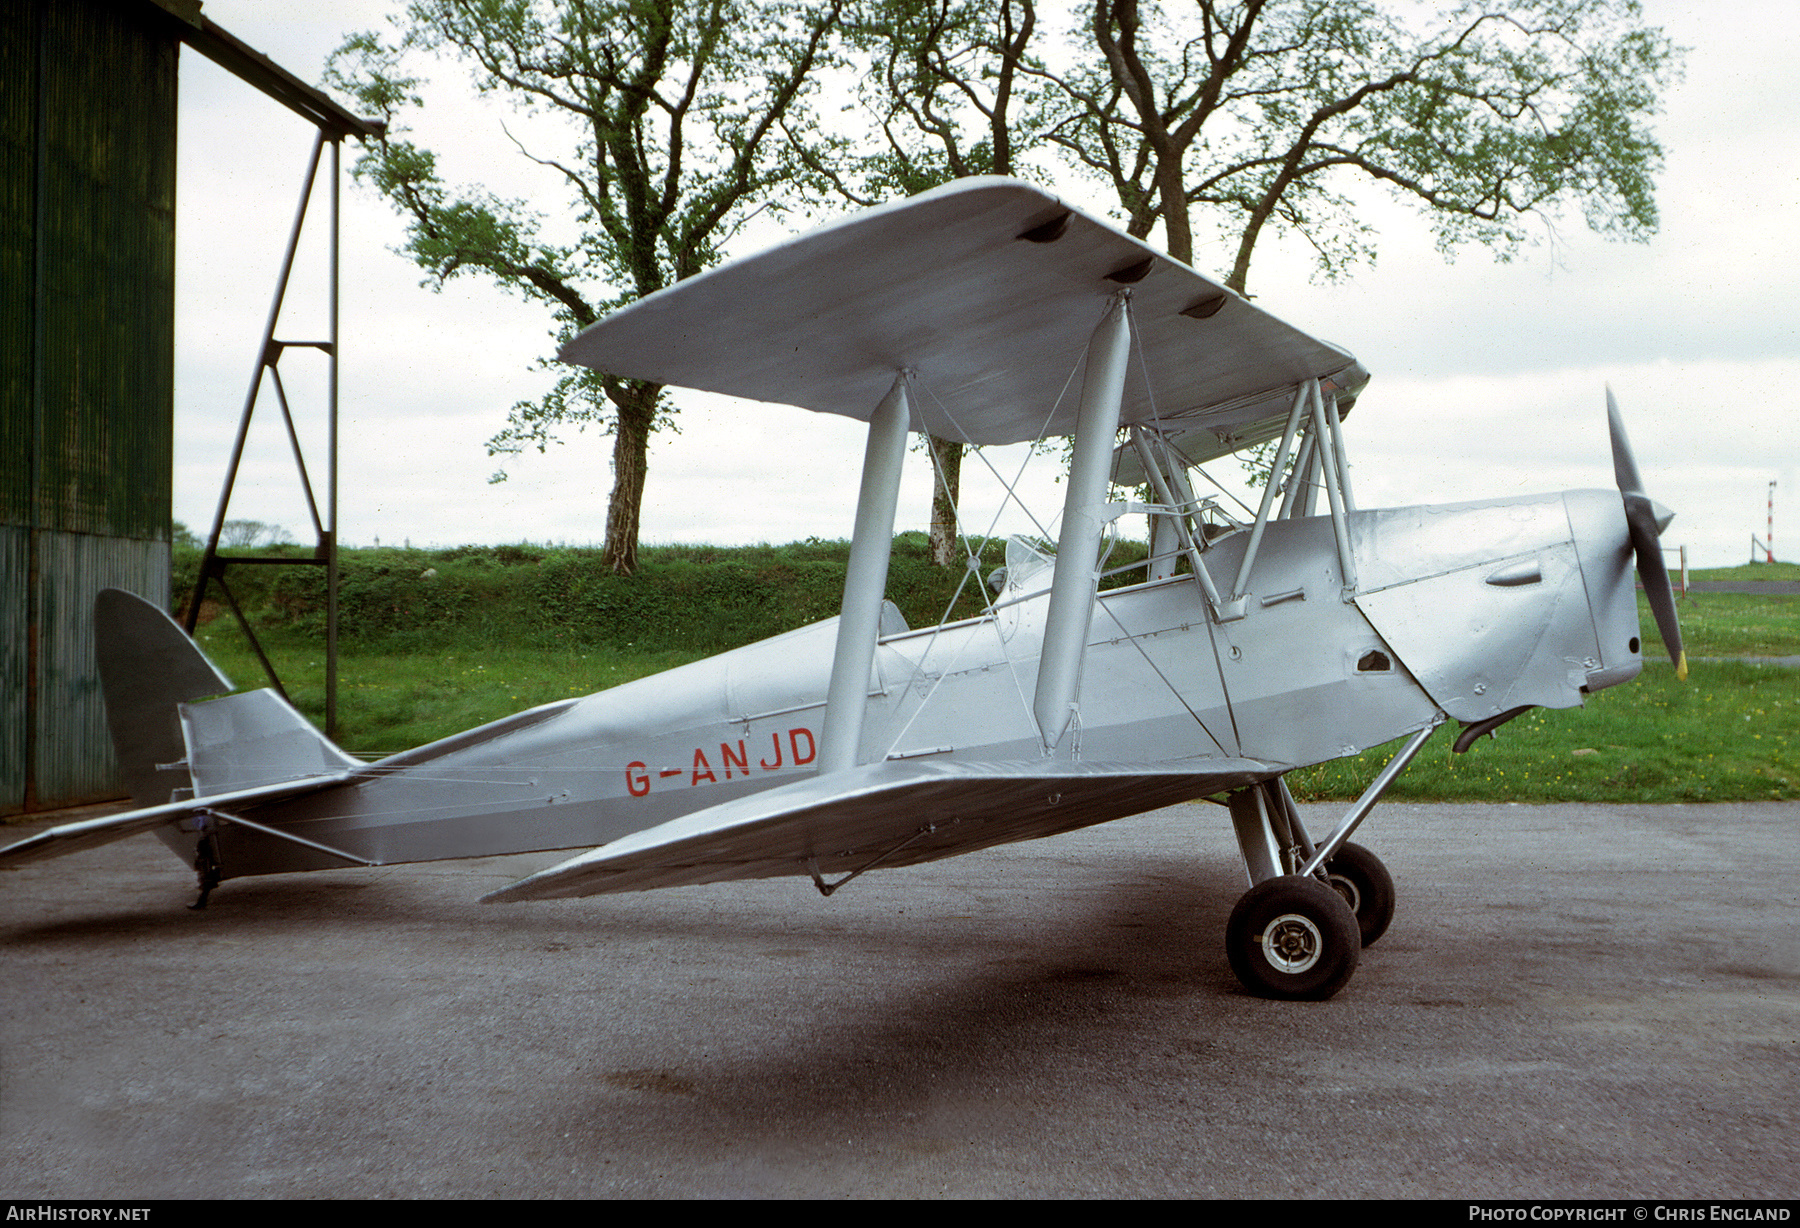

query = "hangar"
2;0;374;813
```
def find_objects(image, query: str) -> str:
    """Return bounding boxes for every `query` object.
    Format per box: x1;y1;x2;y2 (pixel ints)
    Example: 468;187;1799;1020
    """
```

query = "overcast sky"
171;1;1799;568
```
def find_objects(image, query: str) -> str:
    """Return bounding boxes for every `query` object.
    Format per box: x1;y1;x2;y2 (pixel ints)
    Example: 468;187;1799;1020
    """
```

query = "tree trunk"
603;384;661;576
1156;156;1194;265
928;435;964;566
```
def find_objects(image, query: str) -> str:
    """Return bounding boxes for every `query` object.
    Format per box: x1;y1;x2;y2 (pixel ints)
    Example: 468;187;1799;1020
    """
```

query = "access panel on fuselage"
1195;518;1442;767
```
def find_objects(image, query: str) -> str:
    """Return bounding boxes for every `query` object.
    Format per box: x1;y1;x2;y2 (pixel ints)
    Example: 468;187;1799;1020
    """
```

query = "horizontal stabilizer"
484;756;1280;902
0;772;359;868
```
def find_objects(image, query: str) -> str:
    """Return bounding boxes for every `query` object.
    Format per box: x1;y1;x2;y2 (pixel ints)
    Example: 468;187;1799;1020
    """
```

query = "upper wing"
558;178;1363;447
484;756;1281;902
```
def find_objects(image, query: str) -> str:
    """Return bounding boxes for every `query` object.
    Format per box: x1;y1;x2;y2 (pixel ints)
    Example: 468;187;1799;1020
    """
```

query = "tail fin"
94;589;233;806
95;590;361;805
0;592;358;872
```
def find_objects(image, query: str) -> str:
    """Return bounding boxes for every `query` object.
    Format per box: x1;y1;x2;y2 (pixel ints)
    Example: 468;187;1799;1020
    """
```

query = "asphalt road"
2;799;1795;1199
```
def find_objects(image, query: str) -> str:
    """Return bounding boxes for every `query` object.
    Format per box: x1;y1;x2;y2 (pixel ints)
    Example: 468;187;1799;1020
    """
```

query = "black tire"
1322;841;1396;948
1225;875;1360;1001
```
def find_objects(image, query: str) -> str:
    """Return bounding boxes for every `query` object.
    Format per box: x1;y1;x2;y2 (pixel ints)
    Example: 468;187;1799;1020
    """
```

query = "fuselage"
193;488;1642;879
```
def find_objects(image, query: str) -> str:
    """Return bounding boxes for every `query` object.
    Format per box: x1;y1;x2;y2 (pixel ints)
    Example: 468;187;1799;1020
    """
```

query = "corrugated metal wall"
2;0;177;814
2;3;33;817
0;529;25;815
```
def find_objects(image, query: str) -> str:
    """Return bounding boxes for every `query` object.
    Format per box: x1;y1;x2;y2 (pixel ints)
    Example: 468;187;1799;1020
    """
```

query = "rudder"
94;589;233;807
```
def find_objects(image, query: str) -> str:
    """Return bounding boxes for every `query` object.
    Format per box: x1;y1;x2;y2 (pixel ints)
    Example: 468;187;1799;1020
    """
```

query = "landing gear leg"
1221;724;1437;998
1224;780;1361;999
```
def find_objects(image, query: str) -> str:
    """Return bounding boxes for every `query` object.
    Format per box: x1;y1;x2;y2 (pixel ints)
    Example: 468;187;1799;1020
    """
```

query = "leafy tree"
815;0;1043;200
834;0;1677;514
327;0;844;575
883;0;1684;286
1055;0;1678;287
219;520;291;549
796;0;1047;565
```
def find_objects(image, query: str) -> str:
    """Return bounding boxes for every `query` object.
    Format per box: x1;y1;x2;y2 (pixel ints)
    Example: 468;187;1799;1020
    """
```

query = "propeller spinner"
1608;388;1688;680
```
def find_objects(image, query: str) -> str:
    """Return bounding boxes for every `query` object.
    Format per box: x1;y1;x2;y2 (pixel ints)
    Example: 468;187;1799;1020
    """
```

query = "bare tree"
219;520;291;549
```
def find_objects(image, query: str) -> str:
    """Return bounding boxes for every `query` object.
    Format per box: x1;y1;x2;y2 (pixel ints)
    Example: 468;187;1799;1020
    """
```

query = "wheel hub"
1260;913;1322;974
1326;872;1362;916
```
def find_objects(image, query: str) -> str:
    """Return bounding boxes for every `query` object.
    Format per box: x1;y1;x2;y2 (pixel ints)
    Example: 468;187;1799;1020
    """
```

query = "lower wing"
484;756;1282;902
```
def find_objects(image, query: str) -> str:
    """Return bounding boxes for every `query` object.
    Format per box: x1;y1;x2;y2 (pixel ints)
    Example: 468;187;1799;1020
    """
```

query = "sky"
171;1;1800;569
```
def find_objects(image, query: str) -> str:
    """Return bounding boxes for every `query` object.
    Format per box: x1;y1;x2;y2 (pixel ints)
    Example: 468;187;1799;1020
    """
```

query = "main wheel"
1226;875;1360;1000
1322;842;1395;948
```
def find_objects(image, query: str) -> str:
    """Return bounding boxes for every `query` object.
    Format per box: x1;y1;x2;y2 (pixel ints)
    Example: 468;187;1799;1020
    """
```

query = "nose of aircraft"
1649;498;1675;536
1608;388;1687;680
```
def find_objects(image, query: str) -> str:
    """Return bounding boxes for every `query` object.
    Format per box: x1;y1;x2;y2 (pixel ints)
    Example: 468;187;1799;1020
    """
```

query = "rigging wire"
873;345;1092;760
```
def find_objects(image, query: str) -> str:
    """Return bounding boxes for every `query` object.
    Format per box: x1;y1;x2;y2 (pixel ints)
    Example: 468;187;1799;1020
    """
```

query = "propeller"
1608;388;1687;680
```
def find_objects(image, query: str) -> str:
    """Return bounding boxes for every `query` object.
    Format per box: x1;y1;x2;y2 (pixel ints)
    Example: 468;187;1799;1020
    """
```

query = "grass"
1289;661;1798;803
1689;561;1800;582
1643;591;1800;657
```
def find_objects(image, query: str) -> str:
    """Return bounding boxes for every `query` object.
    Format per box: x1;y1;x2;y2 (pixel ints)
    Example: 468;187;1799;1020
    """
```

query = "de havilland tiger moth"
1;179;1687;1000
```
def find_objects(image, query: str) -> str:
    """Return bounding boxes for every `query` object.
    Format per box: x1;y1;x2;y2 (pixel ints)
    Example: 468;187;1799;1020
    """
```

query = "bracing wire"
872;343;1093;759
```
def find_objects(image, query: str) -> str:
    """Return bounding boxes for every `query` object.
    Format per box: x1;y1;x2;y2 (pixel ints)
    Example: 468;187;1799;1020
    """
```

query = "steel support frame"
1279;429;1319;521
1298;723;1437;877
1308;380;1358;598
1224;380;1313;618
1324;387;1355;513
1214;378;1361;617
1129;426;1224;610
184;131;343;737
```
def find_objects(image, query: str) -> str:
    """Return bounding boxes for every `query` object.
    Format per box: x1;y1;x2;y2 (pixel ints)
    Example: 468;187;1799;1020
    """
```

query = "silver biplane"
1;180;1685;1000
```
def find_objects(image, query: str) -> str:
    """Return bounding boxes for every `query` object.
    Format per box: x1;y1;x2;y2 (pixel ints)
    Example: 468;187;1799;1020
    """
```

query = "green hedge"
168;533;1112;655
